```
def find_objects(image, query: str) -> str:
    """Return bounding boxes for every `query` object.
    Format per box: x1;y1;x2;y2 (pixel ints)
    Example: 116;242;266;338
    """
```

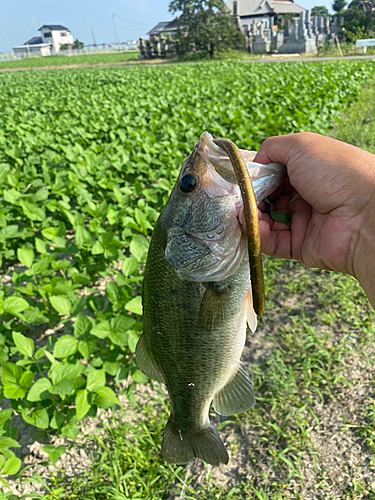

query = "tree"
311;5;330;16
333;0;347;13
358;0;375;33
169;0;245;59
73;39;84;50
343;0;375;39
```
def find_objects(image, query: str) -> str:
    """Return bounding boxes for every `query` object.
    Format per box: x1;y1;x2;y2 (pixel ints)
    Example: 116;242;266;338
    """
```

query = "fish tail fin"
161;419;229;466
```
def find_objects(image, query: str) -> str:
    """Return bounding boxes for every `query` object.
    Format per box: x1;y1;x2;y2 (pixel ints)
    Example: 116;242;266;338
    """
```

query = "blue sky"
0;0;333;54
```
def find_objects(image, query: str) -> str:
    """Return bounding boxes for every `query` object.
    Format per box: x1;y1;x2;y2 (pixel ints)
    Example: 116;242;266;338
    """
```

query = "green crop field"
0;51;140;70
0;60;375;499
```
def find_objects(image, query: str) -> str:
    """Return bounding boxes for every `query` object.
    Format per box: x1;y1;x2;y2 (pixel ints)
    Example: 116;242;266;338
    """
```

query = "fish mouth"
198;131;287;205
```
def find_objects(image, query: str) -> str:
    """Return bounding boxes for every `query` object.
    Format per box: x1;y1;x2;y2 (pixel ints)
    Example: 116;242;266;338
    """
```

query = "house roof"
227;0;305;16
147;18;186;36
38;25;69;31
147;22;171;36
24;36;43;45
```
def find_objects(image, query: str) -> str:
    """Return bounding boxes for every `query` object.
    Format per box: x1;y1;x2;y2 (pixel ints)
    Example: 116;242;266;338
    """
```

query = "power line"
113;13;153;28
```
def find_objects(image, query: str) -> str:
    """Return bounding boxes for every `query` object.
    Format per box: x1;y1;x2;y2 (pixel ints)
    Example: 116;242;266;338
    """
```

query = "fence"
0;44;139;62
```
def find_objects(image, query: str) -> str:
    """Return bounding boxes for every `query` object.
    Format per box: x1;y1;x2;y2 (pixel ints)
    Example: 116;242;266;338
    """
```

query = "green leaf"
61;419;79;440
131;369;148;383
42;227;58;240
270;210;291;226
49;362;84;386
12;331;34;358
3;457;21;475
53;335;78;359
91;321;111;339
86;369;106;392
129;235;149;262
17;248;34;268
19;370;33;389
1;363;23;386
78;339;96;359
74;313;94;338
42;445;66;464
109;330;128;346
106;282;120;304
125;296;143;316
93;386;120;406
75;225;93;248
3;297;29;315
127;331;139;353
0;437;20;449
121;257;139;277
3;386;26;399
76;389;91;420
103;361;119;376
0;409;13;429
111;315;136;333
22;408;49;429
91;241;104;255
49;379;74;396
27;378;52;402
49;296;71;316
35;238;47;254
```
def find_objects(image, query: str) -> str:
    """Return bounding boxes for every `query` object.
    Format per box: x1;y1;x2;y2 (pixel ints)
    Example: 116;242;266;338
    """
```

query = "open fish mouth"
199;131;287;204
199;132;287;317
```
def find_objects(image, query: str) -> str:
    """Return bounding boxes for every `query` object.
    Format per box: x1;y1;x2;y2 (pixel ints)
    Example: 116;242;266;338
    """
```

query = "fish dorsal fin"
198;283;229;331
246;287;257;333
135;333;165;383
213;363;255;416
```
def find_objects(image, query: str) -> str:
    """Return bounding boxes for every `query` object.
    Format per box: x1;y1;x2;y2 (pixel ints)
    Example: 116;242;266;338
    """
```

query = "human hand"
254;132;375;306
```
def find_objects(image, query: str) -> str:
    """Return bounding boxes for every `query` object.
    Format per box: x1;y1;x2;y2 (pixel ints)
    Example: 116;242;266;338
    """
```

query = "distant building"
227;0;305;28
12;25;74;57
147;18;187;39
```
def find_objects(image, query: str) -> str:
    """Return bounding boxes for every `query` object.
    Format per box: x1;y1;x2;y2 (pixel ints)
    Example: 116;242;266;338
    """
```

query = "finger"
289;198;312;262
254;135;298;166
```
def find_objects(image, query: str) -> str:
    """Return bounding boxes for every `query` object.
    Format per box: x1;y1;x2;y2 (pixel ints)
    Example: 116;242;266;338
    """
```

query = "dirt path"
0;54;374;73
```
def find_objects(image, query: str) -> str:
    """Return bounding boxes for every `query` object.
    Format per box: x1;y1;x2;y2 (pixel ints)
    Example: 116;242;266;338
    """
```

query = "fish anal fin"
213;363;255;416
198;283;229;331
162;420;229;466
135;333;165;383
245;287;257;333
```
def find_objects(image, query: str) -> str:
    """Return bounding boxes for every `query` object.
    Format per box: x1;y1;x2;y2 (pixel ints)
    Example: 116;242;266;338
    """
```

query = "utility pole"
112;13;119;45
91;28;97;46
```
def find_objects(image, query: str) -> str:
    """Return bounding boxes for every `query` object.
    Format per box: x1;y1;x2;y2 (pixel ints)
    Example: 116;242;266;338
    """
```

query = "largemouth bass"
136;132;286;466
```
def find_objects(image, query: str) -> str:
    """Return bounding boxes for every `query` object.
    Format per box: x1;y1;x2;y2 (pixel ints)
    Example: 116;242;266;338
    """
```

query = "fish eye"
179;174;197;194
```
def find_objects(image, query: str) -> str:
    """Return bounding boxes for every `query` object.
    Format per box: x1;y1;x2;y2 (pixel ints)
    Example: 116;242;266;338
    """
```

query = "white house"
39;25;74;54
12;25;74;57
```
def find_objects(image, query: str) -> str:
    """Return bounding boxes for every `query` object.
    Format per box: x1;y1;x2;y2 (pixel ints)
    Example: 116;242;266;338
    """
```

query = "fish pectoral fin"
245;287;257;333
135;333;165;383
162;419;229;466
198;282;228;331
213;363;255;416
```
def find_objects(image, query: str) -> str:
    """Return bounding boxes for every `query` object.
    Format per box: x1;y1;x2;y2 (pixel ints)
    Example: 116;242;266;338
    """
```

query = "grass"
1;43;374;72
0;51;140;70
332;75;375;155
8;73;375;500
